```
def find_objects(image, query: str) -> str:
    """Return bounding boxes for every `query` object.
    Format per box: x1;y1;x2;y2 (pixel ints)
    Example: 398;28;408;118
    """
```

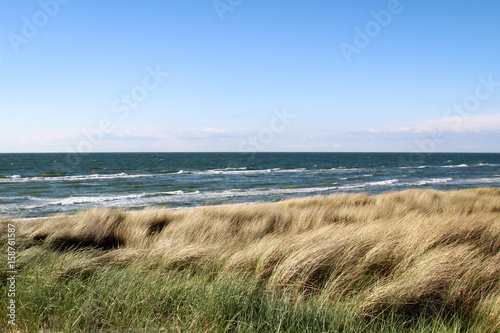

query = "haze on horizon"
1;0;500;153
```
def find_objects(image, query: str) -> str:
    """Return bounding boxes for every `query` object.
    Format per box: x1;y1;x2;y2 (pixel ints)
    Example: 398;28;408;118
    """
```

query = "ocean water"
1;153;499;218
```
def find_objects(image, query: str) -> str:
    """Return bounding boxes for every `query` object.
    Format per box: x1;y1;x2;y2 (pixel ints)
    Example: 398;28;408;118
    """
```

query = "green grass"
3;250;470;332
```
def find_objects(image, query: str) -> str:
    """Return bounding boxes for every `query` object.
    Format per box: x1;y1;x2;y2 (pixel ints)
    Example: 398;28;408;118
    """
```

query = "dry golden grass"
15;188;500;330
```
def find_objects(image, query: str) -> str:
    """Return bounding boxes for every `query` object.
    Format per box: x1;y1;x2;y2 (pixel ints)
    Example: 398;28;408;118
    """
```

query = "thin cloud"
175;128;231;140
365;113;500;135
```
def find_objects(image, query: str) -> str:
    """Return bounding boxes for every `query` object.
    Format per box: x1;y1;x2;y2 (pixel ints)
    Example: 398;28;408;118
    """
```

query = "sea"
1;153;499;218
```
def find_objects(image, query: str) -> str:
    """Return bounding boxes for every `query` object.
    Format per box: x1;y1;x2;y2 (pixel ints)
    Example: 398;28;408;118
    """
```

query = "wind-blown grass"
1;188;500;332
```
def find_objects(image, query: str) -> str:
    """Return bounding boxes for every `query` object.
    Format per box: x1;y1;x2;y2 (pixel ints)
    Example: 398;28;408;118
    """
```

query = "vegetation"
1;188;500;332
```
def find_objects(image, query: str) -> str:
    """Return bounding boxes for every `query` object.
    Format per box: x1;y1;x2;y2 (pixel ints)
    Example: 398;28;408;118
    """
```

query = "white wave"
52;194;145;206
0;167;369;182
19;193;146;209
190;168;306;175
0;196;28;201
10;172;498;216
441;164;469;168
175;185;367;200
328;167;364;172
0;172;154;183
337;184;367;190
475;163;500;167
400;165;427;169
222;189;243;193
16;186;342;211
187;167;367;176
145;190;185;197
454;177;500;184
405;177;500;187
274;168;308;173
367;179;399;186
232;186;339;196
411;178;453;186
0;196;48;202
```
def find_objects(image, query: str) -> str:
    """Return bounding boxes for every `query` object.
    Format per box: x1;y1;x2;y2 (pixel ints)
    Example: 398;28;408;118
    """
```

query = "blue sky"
1;0;499;152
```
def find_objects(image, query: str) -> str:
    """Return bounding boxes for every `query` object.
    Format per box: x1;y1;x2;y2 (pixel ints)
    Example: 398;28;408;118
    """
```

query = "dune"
2;188;500;332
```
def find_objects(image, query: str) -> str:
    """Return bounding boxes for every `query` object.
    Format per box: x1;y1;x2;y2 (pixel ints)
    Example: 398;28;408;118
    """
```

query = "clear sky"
1;0;499;152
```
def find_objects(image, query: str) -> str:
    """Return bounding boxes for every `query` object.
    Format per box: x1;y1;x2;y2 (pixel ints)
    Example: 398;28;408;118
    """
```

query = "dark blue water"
1;153;499;218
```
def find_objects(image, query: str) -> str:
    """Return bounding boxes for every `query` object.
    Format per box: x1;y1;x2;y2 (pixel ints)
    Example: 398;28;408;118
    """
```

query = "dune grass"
1;188;500;332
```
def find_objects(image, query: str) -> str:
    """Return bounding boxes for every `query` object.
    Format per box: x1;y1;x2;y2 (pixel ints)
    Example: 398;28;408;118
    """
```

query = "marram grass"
1;188;500;332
